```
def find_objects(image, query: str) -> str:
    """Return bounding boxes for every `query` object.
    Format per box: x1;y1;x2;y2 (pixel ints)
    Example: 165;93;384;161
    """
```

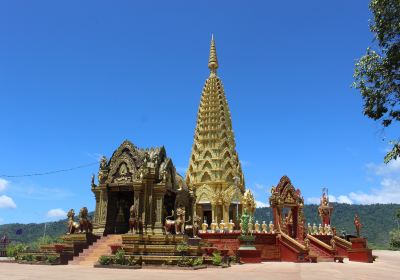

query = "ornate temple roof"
186;36;245;202
269;176;304;207
97;139;185;191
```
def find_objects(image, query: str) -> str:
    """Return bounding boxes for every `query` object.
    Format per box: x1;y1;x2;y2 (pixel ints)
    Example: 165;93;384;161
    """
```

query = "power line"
0;161;99;178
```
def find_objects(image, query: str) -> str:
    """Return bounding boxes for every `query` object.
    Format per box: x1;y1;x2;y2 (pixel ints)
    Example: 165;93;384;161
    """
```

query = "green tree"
389;229;400;249
353;0;400;163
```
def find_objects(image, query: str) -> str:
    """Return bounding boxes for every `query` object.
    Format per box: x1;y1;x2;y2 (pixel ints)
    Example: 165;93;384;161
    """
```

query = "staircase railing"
333;235;352;249
306;234;335;253
279;232;307;252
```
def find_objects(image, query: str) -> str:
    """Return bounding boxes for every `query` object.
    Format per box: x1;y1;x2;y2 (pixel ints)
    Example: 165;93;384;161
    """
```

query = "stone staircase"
309;243;334;262
69;234;122;266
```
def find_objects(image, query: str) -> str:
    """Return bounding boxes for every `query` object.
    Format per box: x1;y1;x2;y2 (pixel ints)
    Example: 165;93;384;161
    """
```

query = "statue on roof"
100;156;107;169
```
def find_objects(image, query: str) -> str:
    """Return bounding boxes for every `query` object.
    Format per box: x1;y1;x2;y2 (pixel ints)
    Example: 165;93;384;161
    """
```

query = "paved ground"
1;250;399;280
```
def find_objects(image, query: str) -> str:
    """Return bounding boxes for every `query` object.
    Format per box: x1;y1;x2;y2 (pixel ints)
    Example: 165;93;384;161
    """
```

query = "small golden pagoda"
186;35;246;225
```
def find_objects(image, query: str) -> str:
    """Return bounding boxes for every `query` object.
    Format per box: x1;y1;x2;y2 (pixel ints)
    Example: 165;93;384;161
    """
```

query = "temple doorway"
269;176;306;241
203;210;212;226
281;207;298;238
197;203;212;225
164;191;176;220
106;191;134;234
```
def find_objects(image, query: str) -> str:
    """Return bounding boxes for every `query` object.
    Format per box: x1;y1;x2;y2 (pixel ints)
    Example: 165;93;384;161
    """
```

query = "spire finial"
208;34;218;74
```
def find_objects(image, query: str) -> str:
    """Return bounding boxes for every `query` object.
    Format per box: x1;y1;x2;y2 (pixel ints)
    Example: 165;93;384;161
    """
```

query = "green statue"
240;210;254;235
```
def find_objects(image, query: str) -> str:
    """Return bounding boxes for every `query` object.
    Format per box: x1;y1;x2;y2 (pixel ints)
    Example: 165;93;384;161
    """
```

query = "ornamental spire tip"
208;34;218;74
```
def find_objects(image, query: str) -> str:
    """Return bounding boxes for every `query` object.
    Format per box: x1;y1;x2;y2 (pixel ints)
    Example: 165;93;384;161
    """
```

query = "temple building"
91;140;193;235
186;36;246;225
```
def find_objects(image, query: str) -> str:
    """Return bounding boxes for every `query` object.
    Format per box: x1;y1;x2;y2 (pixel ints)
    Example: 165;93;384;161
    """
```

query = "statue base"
238;235;261;263
61;233;100;256
348;237;374;263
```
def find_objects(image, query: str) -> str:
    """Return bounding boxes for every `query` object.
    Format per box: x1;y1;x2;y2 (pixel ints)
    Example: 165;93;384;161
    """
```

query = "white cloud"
307;159;400;205
334;195;353;204
306;197;320;204
307;195;353;204
0;178;9;193
256;200;269;208
47;208;67;218
347;177;400;204
366;159;400;176
254;183;265;190
0;195;17;208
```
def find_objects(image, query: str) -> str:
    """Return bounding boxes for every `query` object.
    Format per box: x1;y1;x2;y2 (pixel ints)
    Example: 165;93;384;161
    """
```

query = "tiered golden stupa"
186;35;247;226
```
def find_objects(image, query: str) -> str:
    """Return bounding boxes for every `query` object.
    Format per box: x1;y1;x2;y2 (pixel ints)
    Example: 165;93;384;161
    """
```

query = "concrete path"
0;250;399;280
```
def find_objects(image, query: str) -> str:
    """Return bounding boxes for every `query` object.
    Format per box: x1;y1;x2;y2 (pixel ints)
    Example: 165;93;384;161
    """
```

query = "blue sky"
0;1;399;224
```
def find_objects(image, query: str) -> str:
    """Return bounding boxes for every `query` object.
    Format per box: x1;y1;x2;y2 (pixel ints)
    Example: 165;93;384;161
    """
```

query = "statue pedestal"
348;237;374;263
61;233;100;256
238;235;261;263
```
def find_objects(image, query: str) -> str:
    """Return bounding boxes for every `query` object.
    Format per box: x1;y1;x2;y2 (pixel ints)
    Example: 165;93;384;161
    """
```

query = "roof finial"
208;34;218;74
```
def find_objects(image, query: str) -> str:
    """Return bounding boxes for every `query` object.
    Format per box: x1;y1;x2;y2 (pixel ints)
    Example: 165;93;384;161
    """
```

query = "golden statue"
330;238;336;250
313;223;318;235
269;221;275;234
210;219;218;233
219;220;226;232
318;224;323;235
242;190;256;215
304;238;310;251
254;220;260;233
320;192;329;206
78;207;93;233
262;221;268;233
67;209;80;234
228;219;235;233
201;219;208;233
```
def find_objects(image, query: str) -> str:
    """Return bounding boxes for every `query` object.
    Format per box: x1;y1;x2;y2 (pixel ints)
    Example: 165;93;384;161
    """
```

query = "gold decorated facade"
186;36;247;225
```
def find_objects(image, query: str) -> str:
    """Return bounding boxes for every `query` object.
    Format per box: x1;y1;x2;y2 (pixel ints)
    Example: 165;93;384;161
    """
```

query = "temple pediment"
269;175;304;207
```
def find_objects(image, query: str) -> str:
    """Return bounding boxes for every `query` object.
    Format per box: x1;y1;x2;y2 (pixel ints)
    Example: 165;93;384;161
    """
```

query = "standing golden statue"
354;214;362;237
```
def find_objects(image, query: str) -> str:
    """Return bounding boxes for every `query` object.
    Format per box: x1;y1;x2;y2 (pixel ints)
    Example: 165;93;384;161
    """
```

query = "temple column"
133;183;144;233
211;203;216;223
146;181;154;234
153;184;166;234
223;203;229;225
93;187;108;235
196;204;204;223
93;190;100;225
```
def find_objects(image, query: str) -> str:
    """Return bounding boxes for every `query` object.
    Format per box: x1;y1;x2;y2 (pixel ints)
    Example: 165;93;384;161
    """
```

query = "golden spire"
186;36;245;223
208;34;218;74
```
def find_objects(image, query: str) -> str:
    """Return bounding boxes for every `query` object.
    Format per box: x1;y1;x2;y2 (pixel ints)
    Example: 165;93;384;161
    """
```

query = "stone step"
69;234;123;266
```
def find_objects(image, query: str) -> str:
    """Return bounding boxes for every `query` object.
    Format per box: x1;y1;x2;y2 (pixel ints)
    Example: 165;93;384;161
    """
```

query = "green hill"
1;204;399;248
